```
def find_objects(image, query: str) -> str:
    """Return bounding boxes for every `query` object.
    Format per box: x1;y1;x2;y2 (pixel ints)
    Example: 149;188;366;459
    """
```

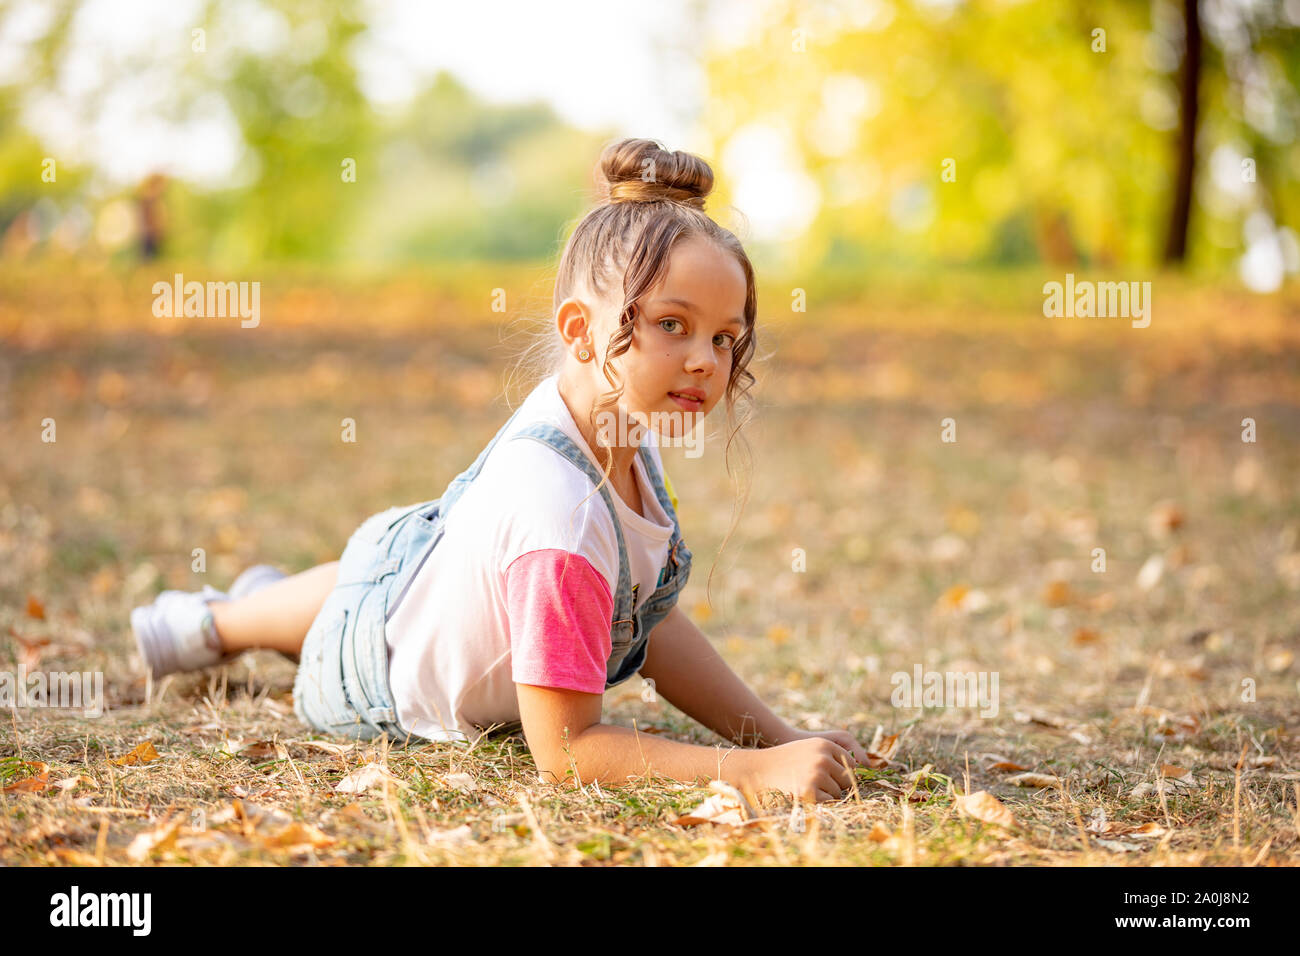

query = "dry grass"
2;263;1299;866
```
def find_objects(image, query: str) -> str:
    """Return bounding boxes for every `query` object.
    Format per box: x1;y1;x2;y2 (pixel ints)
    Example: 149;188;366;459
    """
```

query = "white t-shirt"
385;373;675;743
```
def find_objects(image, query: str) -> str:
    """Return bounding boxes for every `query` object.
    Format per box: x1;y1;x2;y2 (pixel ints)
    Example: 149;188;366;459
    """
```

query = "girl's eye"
714;332;736;349
658;318;684;334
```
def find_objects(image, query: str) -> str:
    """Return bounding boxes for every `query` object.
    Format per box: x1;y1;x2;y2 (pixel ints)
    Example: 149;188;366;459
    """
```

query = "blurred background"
0;0;1297;281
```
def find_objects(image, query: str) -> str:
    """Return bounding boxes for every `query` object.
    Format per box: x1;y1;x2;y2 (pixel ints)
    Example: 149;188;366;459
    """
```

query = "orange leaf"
110;741;160;766
938;584;970;609
3;761;49;794
864;732;900;769
25;595;45;619
1042;580;1073;607
261;821;335;853
1070;627;1103;646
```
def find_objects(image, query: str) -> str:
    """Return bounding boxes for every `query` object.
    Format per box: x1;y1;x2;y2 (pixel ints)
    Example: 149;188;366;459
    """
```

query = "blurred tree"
702;0;1299;273
1163;0;1201;264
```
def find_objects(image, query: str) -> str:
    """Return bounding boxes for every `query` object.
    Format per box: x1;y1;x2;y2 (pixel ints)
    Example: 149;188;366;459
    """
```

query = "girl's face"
597;236;749;443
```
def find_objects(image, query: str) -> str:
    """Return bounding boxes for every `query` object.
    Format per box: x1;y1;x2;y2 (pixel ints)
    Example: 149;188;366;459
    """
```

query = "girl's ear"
555;297;592;352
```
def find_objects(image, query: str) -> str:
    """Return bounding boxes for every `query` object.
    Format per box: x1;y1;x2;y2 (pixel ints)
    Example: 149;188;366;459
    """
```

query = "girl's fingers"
818;731;867;765
834;734;870;764
818;767;850;796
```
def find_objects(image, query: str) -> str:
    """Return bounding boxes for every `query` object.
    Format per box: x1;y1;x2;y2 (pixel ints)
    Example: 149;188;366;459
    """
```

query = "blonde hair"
506;137;760;603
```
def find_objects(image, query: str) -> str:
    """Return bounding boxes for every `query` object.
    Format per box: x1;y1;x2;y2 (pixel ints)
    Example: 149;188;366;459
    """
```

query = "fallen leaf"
675;780;769;829
1136;554;1165;591
864;729;901;768
938;584;970;610
1146;502;1184;538
3;761;50;794
228;739;288;761
53;775;97;794
426;824;475;846
126;815;183;862
989;761;1030;773
335;762;407;794
1267;650;1294;673
866;821;892;842
1160;764;1188;778
766;624;792;646
1043;580;1073;607
51;848;103;866
261;821;335;853
1005;772;1062;789
288;739;355;756
955;790;1017;829
1012;709;1070;728
1088;820;1169;840
111;741;159;766
25;595;45;619
1070;627;1103;646
1095;838;1144;852
179;722;224;735
210;799;293;836
440;772;478;792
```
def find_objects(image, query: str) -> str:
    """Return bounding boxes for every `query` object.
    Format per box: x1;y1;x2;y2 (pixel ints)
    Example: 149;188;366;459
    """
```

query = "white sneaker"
131;589;232;678
132;565;296;677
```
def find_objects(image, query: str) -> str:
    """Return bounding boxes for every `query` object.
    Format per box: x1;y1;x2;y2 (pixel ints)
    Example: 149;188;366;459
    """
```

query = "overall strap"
435;401;531;519
636;443;683;539
508;422;634;628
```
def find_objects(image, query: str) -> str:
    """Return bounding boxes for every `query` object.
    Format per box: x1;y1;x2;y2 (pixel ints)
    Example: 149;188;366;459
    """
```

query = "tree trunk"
1163;0;1202;265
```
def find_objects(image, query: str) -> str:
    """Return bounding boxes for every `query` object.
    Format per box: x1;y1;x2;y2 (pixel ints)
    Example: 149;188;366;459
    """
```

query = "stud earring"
578;348;591;361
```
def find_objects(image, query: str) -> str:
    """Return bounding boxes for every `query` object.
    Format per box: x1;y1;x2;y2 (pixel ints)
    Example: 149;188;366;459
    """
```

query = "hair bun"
598;137;713;211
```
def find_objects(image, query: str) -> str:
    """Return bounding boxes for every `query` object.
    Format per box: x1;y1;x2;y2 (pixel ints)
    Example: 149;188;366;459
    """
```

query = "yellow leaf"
766;624;792;646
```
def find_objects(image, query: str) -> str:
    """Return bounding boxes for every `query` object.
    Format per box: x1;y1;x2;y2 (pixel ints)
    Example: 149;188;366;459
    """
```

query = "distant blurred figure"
137;172;168;260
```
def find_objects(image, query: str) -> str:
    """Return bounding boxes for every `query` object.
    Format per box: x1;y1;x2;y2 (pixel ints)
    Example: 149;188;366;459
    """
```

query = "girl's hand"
739;735;859;804
771;726;871;767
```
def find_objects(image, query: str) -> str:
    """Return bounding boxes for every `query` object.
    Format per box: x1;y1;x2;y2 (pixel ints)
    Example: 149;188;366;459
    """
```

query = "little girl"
130;138;868;805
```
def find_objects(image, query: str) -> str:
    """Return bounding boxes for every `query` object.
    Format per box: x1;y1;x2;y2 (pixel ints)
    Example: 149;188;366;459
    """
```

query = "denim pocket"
610;617;636;649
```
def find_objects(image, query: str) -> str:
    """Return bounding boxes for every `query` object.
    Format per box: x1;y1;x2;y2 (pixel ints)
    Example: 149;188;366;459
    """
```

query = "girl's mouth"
669;392;704;411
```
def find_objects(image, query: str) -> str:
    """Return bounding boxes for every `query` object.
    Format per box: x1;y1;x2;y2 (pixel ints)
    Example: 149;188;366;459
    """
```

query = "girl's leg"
210;561;339;657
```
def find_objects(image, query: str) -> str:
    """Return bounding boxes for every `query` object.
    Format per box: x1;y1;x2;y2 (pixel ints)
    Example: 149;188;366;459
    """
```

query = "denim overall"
292;402;693;744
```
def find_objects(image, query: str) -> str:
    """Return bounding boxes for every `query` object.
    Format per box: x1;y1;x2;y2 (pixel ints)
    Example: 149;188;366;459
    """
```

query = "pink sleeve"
504;549;613;694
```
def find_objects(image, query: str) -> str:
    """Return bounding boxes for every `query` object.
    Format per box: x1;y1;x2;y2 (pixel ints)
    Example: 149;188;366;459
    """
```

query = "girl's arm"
638;604;796;748
515;681;761;790
639;605;871;763
514;609;867;800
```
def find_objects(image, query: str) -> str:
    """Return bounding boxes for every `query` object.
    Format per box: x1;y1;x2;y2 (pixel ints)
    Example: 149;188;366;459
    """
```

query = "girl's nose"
687;337;717;375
